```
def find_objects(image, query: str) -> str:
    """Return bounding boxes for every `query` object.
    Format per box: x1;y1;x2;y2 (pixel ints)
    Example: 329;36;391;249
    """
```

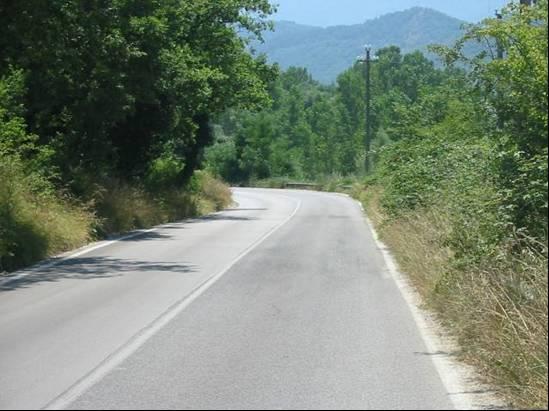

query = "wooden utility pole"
364;46;372;174
495;10;505;130
358;45;374;173
496;10;504;60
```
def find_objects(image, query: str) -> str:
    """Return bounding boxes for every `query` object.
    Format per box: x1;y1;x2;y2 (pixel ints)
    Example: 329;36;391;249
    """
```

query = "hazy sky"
271;0;511;26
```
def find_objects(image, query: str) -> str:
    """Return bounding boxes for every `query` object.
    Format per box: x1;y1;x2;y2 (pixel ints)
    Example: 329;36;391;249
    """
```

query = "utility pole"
495;10;504;129
358;45;374;173
495;10;504;60
365;45;372;174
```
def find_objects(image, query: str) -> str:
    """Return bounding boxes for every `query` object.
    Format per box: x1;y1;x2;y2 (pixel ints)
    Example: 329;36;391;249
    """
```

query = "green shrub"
204;139;240;183
144;154;185;193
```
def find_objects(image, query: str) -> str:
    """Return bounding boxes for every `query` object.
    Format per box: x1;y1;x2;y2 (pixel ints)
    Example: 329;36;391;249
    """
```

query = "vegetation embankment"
205;2;548;408
0;1;273;272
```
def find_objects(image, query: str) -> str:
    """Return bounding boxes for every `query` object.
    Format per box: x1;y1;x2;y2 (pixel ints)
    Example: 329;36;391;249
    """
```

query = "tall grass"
0;158;93;272
357;186;548;409
95;171;232;236
195;171;233;211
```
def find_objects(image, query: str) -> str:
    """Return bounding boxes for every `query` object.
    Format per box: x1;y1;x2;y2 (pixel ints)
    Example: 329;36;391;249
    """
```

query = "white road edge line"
350;196;501;411
43;196;302;411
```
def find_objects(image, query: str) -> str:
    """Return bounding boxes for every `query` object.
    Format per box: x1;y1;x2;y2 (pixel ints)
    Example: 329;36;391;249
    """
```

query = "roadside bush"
1;71;93;272
354;74;549;404
144;153;185;193
94;182;162;236
0;157;93;272
94;171;231;236
358;183;547;409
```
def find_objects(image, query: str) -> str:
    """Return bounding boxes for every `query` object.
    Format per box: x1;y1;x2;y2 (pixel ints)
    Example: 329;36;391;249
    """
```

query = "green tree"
434;0;548;237
0;0;277;187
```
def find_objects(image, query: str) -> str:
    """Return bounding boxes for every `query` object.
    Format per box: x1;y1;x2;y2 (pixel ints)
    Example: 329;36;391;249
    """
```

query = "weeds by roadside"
0;158;92;272
357;185;548;409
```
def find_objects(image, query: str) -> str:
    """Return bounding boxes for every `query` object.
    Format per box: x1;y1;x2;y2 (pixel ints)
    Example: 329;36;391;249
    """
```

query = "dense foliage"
0;0;276;186
0;0;275;270
206;48;453;180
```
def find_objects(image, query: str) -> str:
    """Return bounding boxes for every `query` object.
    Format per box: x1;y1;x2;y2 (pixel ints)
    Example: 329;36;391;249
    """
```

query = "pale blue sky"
271;0;512;26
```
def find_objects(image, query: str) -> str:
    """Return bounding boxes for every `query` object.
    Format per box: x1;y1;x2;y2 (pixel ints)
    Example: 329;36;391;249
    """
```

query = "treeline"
206;48;452;180
1;0;276;185
206;2;547;242
206;2;548;407
0;0;276;271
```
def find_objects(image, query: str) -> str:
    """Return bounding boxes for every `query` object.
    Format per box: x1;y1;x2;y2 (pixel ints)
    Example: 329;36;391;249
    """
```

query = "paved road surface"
0;188;454;410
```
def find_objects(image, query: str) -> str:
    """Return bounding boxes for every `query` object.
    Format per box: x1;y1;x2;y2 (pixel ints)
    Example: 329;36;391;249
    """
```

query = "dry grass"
446;241;548;410
94;172;231;236
197;171;232;211
95;184;164;235
357;185;548;410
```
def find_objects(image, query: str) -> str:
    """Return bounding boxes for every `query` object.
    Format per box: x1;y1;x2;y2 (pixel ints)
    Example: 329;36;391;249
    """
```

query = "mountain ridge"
254;7;468;84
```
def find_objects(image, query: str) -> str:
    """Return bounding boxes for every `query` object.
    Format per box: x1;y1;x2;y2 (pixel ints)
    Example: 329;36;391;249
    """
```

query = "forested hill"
254;7;466;83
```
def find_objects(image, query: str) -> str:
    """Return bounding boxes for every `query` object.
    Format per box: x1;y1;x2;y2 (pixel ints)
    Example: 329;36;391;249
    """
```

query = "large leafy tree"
0;0;276;186
434;0;548;237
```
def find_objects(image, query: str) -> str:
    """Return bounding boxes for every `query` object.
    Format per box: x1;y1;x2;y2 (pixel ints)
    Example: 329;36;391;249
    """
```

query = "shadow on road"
186;214;258;223
0;209;261;292
119;231;175;242
0;257;196;292
223;208;268;212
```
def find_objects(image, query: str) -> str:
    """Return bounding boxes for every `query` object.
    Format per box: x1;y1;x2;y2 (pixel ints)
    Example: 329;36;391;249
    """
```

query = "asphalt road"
0;188;455;410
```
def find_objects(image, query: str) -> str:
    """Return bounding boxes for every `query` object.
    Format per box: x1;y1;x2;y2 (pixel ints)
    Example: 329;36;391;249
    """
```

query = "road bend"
0;188;454;410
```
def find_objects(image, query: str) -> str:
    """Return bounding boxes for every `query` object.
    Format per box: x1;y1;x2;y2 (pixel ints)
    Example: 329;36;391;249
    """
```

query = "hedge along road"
1;188;461;410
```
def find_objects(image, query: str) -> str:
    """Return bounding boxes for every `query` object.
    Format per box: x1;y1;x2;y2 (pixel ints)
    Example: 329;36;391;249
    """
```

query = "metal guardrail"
284;183;354;191
284;182;321;190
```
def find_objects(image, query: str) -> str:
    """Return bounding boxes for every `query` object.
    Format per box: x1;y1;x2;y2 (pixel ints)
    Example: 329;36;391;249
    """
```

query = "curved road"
0;188;454;410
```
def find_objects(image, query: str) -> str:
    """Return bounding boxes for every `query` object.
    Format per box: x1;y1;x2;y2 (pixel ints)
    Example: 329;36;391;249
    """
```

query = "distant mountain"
253;8;468;84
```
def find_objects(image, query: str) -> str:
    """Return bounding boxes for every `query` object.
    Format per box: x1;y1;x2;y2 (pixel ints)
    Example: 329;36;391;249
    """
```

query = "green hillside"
255;7;467;83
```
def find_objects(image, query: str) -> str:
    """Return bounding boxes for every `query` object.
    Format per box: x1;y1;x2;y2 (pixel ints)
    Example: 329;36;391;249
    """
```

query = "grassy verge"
93;171;232;236
0;162;231;273
354;184;548;410
0;158;93;272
